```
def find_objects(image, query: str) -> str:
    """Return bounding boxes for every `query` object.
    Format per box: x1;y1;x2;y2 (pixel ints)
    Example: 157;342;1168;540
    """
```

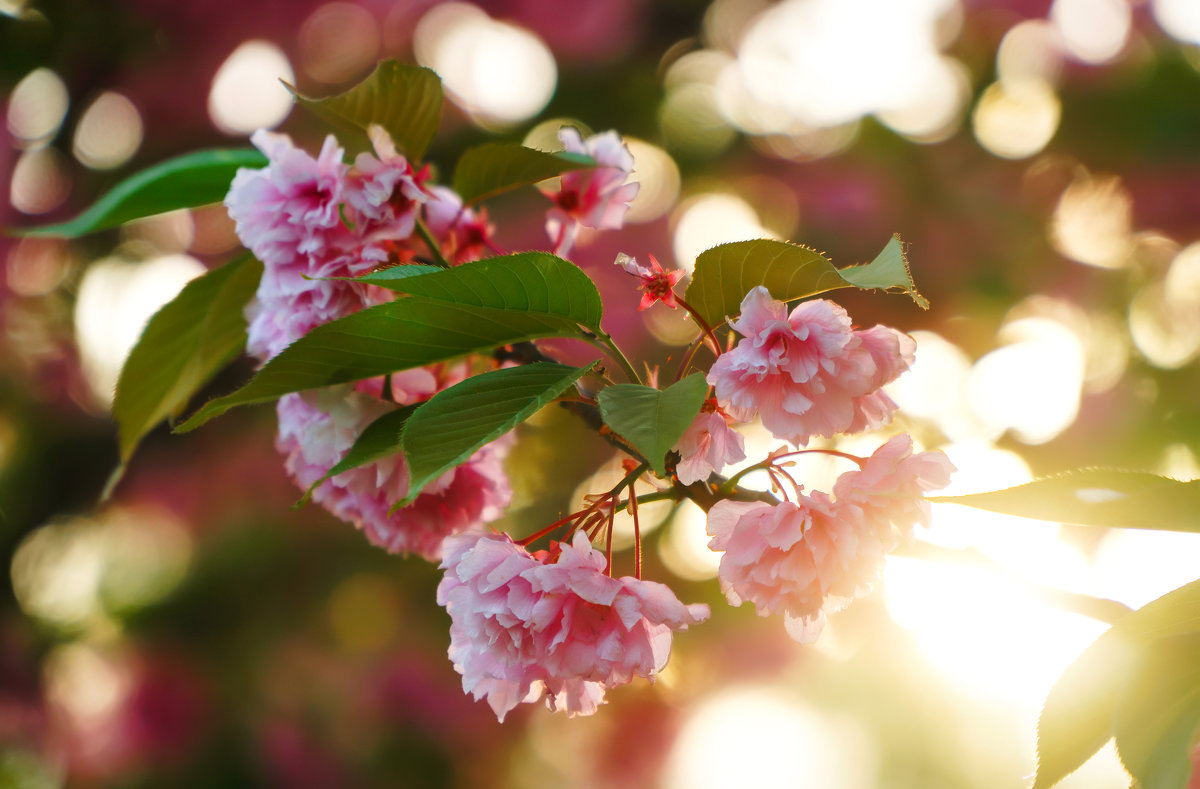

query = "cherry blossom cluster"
224;126;635;559
223;124;953;722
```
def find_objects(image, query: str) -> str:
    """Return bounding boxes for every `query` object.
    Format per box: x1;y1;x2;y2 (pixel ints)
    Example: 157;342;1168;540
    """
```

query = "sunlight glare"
73;92;143;170
208;40;294;135
6;67;69;146
673;193;773;274
972;79;1061;159
1051;0;1130;65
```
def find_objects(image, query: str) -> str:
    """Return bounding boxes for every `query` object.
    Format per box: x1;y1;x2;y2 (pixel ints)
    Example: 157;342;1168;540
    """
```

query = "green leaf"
295;403;420;507
284;60;443;160
9;149;267;238
1113;634;1200;789
355;252;604;331
175;297;592;432
684;234;927;327
354;264;443;282
398;362;597;505
452;143;595;205
838;235;929;309
597;374;709;476
932;469;1200;533
1035;581;1200;788
112;255;262;464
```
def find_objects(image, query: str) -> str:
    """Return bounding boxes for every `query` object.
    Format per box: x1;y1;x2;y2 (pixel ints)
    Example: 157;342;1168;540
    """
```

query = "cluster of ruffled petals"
436;531;709;721
226;129;429;361
542;128;639;255
275;377;513;561
707;286;915;446
705;437;954;643
614;253;683;310
672;400;746;485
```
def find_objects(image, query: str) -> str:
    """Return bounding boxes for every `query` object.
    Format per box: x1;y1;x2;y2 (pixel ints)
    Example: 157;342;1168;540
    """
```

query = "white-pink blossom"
706;287;914;446
436;531;709;721
833;434;955;549
542;128;639;255
673;405;746;485
423;185;495;264
706;494;884;643
276;382;512;562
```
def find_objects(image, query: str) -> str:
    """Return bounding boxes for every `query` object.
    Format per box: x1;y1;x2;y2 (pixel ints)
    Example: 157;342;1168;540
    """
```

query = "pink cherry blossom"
833;434;955;549
343;127;430;244
542;128;639;254
437;531;709;721
706;494;885;643
276;384;512;562
673;402;746;485
423;185;496;264
706;286;914;445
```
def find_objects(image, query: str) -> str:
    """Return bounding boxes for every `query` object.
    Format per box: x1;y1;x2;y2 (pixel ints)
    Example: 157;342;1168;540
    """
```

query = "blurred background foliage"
2;0;1200;786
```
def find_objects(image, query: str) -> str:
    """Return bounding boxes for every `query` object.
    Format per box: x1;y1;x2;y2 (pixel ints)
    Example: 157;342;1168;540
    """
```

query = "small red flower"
614;253;683;310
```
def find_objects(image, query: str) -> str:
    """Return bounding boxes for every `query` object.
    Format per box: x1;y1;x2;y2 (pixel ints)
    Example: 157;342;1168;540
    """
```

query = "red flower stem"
772;448;866;466
628;484;642;580
516;509;587;547
673;295;722;359
604;506;615;576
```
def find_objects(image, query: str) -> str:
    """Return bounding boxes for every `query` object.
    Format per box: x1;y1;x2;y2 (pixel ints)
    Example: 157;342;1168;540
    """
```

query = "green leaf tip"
9;149;267;238
395;361;598;508
284;60;443;161
452;143;597;205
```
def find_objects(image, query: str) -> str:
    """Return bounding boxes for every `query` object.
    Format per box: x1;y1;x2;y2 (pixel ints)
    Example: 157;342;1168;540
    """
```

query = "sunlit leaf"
175;297;591;432
398;362;597;505
837;235;929;308
597;374;708;475
9;149;266;238
1113;634;1200;789
295;403;419;507
355;252;604;331
452;143;595;205
113;254;262;464
1035;581;1200;788
284;60;442;160
684;235;927;327
932;469;1200;533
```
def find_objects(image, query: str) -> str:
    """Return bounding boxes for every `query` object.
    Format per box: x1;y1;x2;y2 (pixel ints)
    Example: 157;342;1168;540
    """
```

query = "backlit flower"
437;531;709;721
673;401;746;485
706;286;914;445
615;253;683;310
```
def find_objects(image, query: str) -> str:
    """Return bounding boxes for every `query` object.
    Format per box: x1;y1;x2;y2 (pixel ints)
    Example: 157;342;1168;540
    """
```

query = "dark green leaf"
355;264;443;282
113;255;262;464
684;235;927;327
175;297;591;432
284;60;442;160
398;362;597;505
597;374;708;475
932;469;1200;533
355;252;604;331
452;143;596;205
1035;581;1200;788
1114;634;1200;789
10;149;266;238
295;403;420;507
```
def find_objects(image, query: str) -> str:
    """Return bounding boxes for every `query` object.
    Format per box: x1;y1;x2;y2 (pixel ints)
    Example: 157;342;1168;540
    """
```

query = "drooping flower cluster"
672;399;746;485
437;531;709;721
542;128;639;255
707;286;915;446
706;435;955;642
225;129;515;559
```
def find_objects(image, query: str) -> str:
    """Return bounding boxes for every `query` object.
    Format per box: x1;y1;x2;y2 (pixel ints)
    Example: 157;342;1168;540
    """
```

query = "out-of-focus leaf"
1113;634;1200;789
452;143;595;205
355;252;604;331
597;374;708;475
295;403;420;507
397;362;597;505
175;297;591;432
684;235;926;327
112;255;262;464
932;469;1200;533
9;149;266;237
1034;581;1200;788
284;60;442;160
